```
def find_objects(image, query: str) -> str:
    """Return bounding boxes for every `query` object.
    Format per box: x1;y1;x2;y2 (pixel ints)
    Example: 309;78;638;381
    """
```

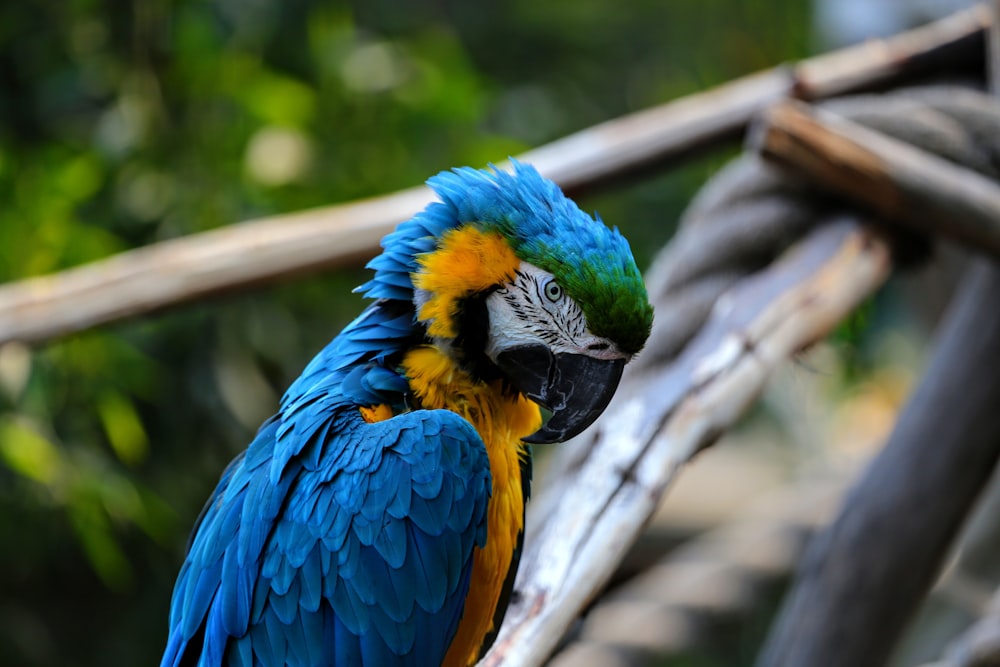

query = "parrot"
161;161;654;667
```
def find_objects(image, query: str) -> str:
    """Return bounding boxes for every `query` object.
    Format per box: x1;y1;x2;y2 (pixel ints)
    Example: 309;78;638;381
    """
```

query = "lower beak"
494;345;625;444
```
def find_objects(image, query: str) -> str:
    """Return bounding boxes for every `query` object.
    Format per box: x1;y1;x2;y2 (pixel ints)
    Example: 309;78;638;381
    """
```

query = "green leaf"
240;70;318;128
97;390;149;466
0;416;63;486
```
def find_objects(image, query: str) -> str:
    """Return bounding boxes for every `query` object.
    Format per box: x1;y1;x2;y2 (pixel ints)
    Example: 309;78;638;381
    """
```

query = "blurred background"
0;1;981;665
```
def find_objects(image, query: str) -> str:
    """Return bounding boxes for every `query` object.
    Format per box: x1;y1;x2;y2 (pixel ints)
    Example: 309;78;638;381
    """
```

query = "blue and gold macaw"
161;162;653;666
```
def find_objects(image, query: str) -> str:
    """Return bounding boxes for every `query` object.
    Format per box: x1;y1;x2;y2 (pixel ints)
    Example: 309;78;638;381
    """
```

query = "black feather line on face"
453;287;505;383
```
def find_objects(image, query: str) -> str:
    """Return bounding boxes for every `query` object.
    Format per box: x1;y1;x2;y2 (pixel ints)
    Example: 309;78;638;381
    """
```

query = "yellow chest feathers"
401;346;540;667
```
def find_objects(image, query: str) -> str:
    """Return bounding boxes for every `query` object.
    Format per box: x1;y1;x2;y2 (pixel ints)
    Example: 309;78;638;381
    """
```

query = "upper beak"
494;344;626;444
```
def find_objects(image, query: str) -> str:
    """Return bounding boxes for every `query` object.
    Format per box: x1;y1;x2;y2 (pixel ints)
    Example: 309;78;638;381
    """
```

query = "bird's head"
364;162;653;443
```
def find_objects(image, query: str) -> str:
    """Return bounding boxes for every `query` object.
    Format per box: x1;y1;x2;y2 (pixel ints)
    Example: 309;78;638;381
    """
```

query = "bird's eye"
544;281;562;302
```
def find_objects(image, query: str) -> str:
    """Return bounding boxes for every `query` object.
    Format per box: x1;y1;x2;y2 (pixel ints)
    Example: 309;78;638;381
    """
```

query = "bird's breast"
402;346;541;666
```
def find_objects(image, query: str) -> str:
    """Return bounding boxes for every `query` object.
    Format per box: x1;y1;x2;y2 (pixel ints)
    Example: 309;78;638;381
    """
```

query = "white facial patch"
483;262;627;362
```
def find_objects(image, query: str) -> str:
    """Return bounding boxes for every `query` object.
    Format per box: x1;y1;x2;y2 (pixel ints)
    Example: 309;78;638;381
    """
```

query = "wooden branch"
0;6;988;346
0;188;434;344
750;100;1000;258
905;9;1000;667
481;218;892;667
551;476;852;664
791;4;988;102
755;259;1000;667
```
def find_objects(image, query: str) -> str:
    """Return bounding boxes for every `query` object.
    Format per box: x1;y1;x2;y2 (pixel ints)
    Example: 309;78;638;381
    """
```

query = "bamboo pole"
0;6;989;345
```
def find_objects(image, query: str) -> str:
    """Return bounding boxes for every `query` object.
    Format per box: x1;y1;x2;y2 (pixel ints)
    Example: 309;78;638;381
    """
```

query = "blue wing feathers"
300;612;327;667
319;506;351;555
268;581;299;625
182;562;223;639
282;613;309;665
163;385;492;666
331;611;360;665
385;470;411;519
405;525;440;610
219;548;252;636
298;544;323;612
359;625;398;667
383;550;418;622
203;601;228;666
331;573;369;631
269;554;296;596
335;529;361;577
374;514;408;568
259;611;285;665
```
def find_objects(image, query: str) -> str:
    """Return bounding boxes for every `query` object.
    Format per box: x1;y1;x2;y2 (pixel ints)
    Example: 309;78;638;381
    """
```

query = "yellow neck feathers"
413;226;520;339
401;346;540;667
401;346;541;441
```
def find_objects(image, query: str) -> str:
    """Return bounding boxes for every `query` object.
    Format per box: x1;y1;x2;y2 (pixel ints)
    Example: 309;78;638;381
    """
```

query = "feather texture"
162;395;492;666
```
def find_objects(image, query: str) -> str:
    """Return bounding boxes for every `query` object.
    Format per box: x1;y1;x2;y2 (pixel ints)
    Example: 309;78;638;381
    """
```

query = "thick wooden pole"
755;259;1000;667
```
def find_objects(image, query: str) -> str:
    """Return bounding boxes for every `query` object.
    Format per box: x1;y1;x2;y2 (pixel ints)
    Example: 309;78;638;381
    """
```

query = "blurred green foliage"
0;1;811;664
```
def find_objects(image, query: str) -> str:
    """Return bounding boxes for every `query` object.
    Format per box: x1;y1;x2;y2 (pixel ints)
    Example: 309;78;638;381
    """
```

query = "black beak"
495;344;626;444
